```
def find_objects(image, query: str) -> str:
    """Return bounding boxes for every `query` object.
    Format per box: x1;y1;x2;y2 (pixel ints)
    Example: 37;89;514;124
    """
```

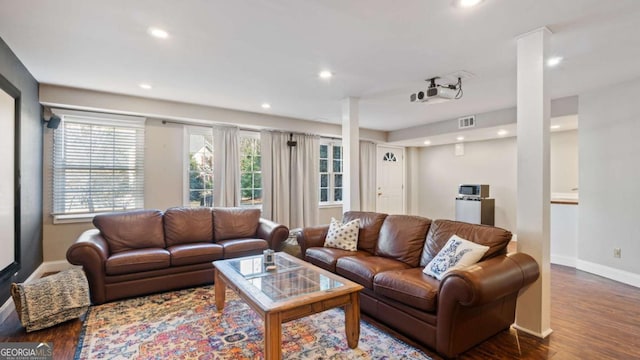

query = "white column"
342;97;360;212
514;27;553;338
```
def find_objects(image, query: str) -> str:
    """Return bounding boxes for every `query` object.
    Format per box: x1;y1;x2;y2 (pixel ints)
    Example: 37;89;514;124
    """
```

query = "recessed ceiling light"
139;83;152;90
550;125;561;129
261;103;271;109
319;70;333;79
423;140;432;145
547;56;563;67
453;0;483;8
456;136;465;141
148;27;169;39
497;129;508;136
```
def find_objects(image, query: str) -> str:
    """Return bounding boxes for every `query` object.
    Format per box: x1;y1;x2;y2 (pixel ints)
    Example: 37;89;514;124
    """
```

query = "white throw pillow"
323;217;360;251
423;235;489;280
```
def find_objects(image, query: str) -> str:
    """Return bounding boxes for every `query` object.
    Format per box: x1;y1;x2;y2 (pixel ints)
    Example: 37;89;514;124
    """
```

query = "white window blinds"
52;110;145;216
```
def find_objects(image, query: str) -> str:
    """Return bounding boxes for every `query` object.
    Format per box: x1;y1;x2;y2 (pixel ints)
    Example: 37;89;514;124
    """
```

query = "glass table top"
226;253;345;302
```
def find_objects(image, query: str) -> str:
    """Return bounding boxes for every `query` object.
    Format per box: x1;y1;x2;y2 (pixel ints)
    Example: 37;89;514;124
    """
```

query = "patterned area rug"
75;285;431;359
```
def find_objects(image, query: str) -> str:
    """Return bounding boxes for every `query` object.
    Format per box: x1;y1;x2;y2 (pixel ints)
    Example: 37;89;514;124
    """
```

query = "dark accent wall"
0;37;42;304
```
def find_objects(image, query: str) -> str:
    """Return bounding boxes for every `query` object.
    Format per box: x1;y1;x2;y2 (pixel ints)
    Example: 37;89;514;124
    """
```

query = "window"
319;140;343;204
240;132;262;207
185;127;214;207
383;151;398;162
52;111;145;220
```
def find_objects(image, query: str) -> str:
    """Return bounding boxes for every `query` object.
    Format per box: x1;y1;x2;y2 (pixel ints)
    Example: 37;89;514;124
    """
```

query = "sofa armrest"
435;252;539;357
296;225;330;257
440;252;539;307
257;218;289;250
66;229;110;304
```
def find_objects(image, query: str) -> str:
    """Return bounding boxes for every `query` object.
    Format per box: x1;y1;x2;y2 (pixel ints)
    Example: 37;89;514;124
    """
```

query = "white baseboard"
512;324;553;339
40;260;77;274
576;259;640;288
551;254;577;268
0;260;76;324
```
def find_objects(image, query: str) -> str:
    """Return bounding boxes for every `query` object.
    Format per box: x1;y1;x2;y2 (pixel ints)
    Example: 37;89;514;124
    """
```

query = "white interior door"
376;146;405;214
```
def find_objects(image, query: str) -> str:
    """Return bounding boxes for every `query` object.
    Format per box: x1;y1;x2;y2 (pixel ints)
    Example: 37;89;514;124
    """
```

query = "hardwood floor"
2;265;639;359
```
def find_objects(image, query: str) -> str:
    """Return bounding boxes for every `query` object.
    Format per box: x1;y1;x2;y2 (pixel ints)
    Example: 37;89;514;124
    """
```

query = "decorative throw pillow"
323;217;360;251
423;234;489;280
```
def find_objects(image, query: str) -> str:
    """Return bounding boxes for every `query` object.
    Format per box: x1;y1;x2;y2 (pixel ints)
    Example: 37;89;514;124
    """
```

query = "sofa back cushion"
375;215;432;267
93;209;165;254
213;207;261;241
420;219;512;267
343;211;388;253
164;207;213;247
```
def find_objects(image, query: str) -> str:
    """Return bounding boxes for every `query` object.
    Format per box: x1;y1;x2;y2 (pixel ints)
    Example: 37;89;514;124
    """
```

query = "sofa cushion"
420;219;512;267
343;211;388;253
168;243;224;266
213;208;261;241
375;215;432;267
423;235;489;280
93;209;165;254
373;268;440;312
217;238;269;258
305;247;372;272
336;256;410;289
164;207;213;246
324;217;360;251
105;248;170;275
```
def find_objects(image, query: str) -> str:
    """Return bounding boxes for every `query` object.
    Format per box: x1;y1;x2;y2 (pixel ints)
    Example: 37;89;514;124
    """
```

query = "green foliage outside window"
240;135;262;206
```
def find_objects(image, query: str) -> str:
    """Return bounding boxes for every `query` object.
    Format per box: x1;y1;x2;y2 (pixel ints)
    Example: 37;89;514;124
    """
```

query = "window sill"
319;203;343;209
52;213;96;224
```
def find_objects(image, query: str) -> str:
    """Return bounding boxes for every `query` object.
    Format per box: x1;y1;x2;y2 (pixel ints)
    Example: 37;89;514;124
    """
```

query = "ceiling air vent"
458;115;476;129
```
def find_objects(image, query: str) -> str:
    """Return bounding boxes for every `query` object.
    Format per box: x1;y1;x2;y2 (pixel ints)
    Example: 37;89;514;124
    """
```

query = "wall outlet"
613;248;622;258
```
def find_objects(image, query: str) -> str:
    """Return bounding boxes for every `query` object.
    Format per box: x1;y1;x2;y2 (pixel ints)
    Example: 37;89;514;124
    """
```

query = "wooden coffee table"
213;252;364;360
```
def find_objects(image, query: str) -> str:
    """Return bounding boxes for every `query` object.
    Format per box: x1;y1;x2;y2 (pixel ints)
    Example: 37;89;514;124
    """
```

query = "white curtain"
290;134;320;228
260;131;290;225
261;131;319;228
360;141;377;211
213;126;240;207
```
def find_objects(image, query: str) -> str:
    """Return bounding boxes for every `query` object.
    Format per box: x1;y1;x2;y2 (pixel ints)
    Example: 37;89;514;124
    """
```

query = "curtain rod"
159;119;257;132
160;118;359;143
160;118;338;139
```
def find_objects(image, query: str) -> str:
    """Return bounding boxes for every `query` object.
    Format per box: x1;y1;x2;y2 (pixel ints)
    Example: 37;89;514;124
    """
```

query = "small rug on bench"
75;285;431;359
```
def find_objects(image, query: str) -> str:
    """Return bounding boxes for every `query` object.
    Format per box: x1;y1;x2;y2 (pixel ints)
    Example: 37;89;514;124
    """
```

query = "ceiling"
1;0;639;133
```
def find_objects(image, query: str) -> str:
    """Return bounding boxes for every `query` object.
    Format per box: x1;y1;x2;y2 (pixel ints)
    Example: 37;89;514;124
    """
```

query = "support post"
514;27;553;338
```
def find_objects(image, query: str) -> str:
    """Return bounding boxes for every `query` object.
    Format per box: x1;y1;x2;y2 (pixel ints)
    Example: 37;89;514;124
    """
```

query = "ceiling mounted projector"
410;77;463;104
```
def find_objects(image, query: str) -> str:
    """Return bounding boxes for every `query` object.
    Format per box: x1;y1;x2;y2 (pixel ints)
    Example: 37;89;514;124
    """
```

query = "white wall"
319;206;343;225
416;137;518;231
144;120;184;209
579;76;640;283
413;130;579;234
551;130;579;194
39;84;387;142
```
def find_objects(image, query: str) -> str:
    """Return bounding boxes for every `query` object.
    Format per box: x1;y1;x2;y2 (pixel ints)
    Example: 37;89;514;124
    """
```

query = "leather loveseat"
67;207;289;304
297;211;539;358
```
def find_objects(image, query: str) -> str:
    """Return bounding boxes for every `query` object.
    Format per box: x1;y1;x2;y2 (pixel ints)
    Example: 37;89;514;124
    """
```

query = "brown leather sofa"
297;211;539;358
67;207;289;304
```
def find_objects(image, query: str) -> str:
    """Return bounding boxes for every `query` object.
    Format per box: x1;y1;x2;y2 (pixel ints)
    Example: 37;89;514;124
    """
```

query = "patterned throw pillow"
323;217;360;251
423;234;489;280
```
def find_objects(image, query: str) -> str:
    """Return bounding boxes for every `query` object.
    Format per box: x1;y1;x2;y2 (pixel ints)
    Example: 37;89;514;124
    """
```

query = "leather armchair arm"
296;224;330;257
435;252;539;358
66;229;111;304
257;218;289;250
439;252;539;307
